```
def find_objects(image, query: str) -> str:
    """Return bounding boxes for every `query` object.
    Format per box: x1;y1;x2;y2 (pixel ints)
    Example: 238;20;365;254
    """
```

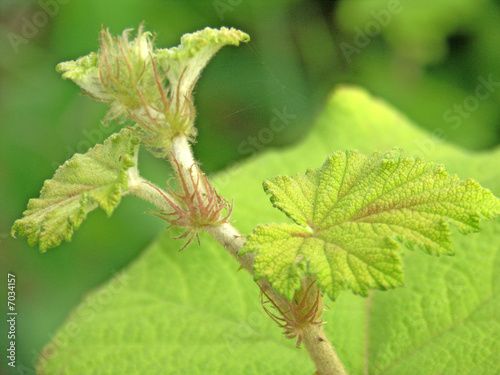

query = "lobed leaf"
242;148;500;300
11;128;139;251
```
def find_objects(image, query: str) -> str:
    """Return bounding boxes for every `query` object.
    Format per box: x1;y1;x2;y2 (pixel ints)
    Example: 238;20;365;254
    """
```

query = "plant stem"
169;135;201;192
127;175;177;211
130;134;349;375
203;223;253;273
302;324;348;375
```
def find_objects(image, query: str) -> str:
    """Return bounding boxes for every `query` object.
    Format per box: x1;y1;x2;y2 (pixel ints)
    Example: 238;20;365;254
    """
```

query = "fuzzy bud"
57;25;249;157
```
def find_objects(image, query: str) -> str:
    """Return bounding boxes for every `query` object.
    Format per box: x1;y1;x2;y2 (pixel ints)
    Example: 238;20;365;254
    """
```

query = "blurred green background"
1;0;499;373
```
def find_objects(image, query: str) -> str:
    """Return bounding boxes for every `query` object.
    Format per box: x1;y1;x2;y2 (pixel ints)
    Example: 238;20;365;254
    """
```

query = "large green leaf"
40;87;500;374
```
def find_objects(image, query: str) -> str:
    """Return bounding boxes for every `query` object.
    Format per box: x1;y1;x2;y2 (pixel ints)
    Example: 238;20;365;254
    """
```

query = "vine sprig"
12;25;500;375
131;132;348;375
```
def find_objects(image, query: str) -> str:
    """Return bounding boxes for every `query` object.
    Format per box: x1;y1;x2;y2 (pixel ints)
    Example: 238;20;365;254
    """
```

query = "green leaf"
56;52;106;100
56;27;156;108
242;149;500;301
40;86;500;374
156;27;250;97
11;128;139;252
36;233;311;375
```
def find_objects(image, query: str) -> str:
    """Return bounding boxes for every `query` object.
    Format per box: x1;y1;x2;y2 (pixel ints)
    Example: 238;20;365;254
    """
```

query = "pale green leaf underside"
245;223;402;301
242;148;500;301
37;233;311;375
56;52;106;101
156;27;249;96
11;128;139;251
41;87;500;374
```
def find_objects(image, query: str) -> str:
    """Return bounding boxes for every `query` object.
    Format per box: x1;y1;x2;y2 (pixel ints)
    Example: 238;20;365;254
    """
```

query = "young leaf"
56;27;156;114
57;26;249;157
11;128;139;252
241;148;500;301
155;27;250;98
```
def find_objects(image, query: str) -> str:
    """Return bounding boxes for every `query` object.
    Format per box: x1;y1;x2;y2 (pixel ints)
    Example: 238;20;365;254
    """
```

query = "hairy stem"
127;175;177;211
203;223;253;273
302;324;348;375
131;134;348;375
169;135;201;192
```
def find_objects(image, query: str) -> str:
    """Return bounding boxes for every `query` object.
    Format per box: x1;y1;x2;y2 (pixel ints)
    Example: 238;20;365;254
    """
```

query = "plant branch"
129;134;349;375
203;223;253;271
302;323;348;375
127;175;177;212
169;135;200;192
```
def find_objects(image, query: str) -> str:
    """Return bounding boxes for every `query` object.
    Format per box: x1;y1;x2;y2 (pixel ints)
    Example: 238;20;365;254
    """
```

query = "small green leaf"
156;27;250;97
56;52;106;100
11;128;139;252
242;148;500;301
56;27;156;110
